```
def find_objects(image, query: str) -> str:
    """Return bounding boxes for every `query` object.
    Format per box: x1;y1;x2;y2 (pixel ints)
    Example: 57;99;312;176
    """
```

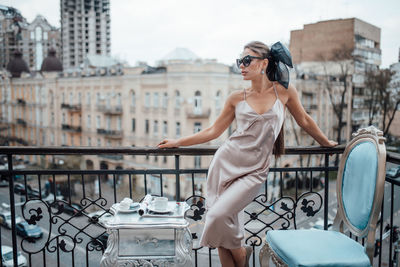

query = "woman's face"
239;48;268;80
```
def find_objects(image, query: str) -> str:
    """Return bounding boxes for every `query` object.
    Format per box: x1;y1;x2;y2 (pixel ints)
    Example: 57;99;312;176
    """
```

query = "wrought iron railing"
0;146;398;267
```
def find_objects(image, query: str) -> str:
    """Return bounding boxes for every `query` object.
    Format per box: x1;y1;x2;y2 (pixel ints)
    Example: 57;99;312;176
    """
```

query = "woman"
158;41;337;267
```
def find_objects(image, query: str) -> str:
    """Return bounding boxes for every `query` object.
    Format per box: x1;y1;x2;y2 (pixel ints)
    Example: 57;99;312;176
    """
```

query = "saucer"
117;203;139;213
147;203;174;214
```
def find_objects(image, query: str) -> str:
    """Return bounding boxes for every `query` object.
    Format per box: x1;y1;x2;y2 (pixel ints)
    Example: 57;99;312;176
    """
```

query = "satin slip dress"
199;83;285;249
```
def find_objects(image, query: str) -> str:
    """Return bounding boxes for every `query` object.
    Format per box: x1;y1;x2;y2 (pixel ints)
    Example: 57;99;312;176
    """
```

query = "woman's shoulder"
275;83;296;104
227;89;246;105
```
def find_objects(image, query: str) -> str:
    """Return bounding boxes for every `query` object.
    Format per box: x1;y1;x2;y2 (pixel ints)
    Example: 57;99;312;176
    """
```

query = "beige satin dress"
199;84;285;249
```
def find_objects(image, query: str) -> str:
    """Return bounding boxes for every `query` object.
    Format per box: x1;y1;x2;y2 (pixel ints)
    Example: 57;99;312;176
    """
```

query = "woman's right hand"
157;139;180;148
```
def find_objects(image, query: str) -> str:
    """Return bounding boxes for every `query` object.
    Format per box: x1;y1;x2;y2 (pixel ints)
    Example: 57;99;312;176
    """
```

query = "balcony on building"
61;124;82;133
0;145;397;267
61;103;82;112
97;128;123;139
16;118;27;127
185;107;211;119
16;98;26;106
96;105;123;115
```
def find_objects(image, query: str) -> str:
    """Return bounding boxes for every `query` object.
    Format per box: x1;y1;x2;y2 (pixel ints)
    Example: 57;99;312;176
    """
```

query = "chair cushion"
266;230;371;267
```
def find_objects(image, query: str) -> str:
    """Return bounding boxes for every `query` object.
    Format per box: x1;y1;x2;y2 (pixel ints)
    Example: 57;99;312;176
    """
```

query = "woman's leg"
218;247;236;267
230;247;246;267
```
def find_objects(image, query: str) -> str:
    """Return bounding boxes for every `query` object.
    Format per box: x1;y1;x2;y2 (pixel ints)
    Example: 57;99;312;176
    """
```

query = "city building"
60;0;111;70
0;5;60;72
290;18;382;142
0;48;247;199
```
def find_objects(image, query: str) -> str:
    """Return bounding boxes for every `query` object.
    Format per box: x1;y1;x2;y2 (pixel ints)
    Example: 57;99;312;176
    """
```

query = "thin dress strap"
243;88;246;100
273;83;279;99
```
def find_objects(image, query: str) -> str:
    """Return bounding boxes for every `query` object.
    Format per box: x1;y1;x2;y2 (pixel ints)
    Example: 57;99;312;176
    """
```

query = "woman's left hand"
320;140;338;147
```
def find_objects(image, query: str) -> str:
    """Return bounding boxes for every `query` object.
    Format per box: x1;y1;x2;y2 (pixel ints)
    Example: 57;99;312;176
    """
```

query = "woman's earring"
261;70;265;74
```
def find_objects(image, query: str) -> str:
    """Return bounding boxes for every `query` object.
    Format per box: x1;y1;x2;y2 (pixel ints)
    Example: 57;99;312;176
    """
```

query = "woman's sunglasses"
236;55;264;68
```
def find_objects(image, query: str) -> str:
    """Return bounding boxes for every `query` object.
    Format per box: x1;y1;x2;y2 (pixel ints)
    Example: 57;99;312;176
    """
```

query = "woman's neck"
250;76;274;93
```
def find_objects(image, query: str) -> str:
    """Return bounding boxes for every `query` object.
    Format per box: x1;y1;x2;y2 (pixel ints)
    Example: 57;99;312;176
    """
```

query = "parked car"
87;210;113;226
16;221;43;240
62;203;84;216
1;245;27;267
386;166;400;179
13;183;40;198
91;232;109;249
0;211;23;229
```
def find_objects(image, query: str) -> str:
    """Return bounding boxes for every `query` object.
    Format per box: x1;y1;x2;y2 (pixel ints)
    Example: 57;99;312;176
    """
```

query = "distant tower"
60;0;111;70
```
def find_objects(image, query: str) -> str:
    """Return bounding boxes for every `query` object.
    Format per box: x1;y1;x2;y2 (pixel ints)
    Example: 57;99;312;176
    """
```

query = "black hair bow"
269;42;293;89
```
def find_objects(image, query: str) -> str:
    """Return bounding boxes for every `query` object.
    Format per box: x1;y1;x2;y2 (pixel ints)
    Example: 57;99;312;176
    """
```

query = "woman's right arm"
157;91;239;148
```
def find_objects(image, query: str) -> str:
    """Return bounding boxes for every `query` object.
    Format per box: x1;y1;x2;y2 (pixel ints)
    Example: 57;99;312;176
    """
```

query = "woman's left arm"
285;85;337;147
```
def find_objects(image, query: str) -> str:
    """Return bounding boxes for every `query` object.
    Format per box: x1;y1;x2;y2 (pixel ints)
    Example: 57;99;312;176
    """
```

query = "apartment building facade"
290;18;382;142
60;0;111;70
0;5;60;72
0;48;248;198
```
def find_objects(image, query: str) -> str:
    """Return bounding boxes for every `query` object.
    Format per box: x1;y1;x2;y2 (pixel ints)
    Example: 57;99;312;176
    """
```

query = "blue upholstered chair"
259;126;387;267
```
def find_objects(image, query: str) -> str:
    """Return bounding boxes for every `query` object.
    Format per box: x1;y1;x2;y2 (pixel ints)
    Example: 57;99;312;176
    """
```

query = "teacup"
153;197;168;210
120;197;133;210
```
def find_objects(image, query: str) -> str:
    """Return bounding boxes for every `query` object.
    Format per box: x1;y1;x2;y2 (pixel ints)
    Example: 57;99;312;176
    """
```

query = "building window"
71;135;74;146
88;137;91;146
106;93;111;108
50;132;55;145
96;93;101;105
62;113;66;124
163;121;167;136
162;92;168;109
145;119;149;134
69;92;73;104
62;133;66;145
145;92;150;108
154;120;158;136
154;156;158;162
96;115;101;129
62;92;65;103
131;91;136;107
175;90;180;108
194;122;202;133
163;156;167;164
78;92;82;104
194;91;202;114
176;122;181;137
87;115;91;129
153;92;159;108
51;112;55;124
106;117;111;130
132;118;136;132
97;138;101;146
117;93;121;106
86;92;91;105
117;117;121;131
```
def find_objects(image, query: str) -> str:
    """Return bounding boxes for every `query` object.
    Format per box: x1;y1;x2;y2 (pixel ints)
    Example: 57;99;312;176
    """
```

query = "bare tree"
319;45;355;144
372;69;398;136
364;68;382;126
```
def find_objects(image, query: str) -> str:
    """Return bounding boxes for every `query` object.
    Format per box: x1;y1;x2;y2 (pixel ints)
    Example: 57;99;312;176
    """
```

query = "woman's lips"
241;71;247;75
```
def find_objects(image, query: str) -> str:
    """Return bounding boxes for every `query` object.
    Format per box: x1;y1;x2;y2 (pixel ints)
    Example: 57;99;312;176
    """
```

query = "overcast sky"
4;0;400;68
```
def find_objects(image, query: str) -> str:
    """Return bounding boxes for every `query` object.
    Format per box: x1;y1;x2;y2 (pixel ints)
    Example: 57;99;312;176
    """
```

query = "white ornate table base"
100;203;192;267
